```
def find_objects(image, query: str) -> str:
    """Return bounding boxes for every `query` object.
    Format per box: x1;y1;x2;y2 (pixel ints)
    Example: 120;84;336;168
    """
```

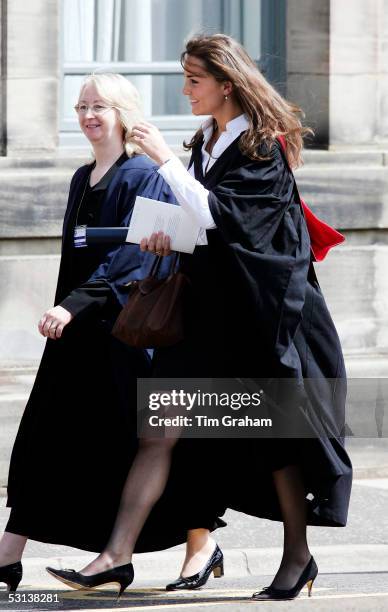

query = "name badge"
74;225;87;248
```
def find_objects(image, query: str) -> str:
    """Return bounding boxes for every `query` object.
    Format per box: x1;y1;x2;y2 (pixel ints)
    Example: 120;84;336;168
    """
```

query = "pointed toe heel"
7;579;21;593
166;544;224;591
252;556;318;601
0;562;23;593
46;562;134;598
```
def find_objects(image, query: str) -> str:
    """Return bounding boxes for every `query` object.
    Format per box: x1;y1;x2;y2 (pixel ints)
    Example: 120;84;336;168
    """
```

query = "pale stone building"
1;0;388;480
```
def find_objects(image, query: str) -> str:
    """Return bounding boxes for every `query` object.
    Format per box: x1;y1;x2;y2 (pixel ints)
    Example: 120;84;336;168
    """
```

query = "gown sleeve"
59;280;111;317
61;167;176;316
207;143;312;372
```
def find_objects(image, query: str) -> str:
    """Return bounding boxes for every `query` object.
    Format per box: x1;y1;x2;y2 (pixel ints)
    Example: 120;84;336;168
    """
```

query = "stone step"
1;149;388;237
1;147;387;170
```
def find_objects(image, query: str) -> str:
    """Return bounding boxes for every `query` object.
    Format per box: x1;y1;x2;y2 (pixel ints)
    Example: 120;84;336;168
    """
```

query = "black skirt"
152;241;352;528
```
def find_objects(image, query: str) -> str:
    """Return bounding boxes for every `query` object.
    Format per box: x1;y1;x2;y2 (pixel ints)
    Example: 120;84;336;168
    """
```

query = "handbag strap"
150;252;180;279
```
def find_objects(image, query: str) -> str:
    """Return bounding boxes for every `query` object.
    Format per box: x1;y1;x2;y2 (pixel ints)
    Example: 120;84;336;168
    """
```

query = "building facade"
2;0;388;363
1;0;388;478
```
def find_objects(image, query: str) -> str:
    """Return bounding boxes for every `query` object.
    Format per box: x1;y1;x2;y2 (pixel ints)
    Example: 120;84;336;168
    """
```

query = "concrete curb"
14;544;388;588
352;466;388;478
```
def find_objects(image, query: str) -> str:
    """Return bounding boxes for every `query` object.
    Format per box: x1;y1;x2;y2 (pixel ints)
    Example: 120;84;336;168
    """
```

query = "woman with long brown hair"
48;34;352;601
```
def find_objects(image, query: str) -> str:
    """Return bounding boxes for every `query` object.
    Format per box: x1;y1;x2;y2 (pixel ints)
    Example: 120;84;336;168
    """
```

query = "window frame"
59;0;286;147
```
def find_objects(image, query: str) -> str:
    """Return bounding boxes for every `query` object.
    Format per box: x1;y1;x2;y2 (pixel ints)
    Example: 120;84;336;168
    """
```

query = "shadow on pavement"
0;587;251;611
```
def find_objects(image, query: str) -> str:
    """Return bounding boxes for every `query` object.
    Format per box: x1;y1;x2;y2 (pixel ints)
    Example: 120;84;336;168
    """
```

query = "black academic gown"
153;138;352;528
6;153;224;552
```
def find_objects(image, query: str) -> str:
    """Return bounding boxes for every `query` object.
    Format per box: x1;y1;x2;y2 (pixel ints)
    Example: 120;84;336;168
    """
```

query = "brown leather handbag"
111;254;189;348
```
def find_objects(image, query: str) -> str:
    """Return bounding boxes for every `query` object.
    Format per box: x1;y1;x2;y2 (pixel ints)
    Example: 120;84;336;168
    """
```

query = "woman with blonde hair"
46;34;352;602
0;73;213;594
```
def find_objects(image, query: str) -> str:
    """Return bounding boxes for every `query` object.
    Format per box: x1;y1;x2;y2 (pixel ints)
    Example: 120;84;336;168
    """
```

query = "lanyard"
73;169;92;248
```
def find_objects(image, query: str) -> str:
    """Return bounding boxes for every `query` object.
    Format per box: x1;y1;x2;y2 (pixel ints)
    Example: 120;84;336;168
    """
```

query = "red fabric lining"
277;136;345;261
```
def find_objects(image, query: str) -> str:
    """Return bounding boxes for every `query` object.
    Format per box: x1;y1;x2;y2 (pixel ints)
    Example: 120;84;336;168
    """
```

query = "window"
60;0;285;148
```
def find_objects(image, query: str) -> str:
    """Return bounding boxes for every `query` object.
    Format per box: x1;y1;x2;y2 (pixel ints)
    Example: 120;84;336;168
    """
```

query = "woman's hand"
38;306;74;340
131;122;173;166
140;231;171;257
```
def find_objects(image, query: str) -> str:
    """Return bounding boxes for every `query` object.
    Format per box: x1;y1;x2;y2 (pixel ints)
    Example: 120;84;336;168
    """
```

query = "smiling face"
182;55;230;117
77;83;123;146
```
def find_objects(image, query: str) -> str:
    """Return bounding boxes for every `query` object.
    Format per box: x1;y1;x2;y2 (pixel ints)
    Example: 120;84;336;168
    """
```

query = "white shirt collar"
225;113;250;133
201;113;249;145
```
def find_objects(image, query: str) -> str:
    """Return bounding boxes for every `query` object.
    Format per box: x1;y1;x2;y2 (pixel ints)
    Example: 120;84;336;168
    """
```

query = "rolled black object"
85;227;129;245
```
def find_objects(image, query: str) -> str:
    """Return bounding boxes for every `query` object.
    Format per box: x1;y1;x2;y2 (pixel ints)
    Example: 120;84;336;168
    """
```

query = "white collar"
201;113;249;144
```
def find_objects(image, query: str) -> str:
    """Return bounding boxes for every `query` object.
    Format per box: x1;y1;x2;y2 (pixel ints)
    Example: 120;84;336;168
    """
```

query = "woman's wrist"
155;155;172;166
156;153;173;167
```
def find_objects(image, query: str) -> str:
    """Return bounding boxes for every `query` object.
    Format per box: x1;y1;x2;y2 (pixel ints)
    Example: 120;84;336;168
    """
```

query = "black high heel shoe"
166;544;224;591
46;563;134;600
0;562;23;592
252;556;318;601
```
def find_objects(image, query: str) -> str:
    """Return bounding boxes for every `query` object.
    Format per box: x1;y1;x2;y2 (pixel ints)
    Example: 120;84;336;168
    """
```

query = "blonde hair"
79;73;144;157
182;34;313;168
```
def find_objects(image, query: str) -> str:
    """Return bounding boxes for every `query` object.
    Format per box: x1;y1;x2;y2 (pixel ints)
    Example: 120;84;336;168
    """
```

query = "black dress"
153;137;352;528
6;153;224;552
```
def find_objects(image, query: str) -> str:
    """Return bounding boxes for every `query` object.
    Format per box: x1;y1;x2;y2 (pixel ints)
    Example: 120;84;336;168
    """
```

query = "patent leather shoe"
252;556;318;601
0;561;23;592
166;544;224;591
46;563;134;599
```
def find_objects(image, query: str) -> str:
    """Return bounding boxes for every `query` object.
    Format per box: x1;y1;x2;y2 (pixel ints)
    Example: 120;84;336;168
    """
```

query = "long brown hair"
181;34;313;168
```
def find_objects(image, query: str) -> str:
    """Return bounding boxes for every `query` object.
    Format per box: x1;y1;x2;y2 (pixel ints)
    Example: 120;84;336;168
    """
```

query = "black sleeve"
60;280;112;317
59;166;177;317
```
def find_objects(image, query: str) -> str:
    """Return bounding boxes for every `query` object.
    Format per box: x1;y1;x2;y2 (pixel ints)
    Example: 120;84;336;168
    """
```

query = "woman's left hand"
131;122;173;166
38;305;74;340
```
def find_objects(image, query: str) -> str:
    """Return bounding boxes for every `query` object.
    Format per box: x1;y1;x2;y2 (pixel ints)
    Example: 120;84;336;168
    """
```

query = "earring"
224;95;228;101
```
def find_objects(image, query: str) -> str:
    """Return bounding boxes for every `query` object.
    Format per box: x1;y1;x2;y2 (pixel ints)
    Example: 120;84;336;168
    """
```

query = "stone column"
122;0;152;116
329;0;388;145
0;0;7;155
3;0;60;155
286;0;330;147
286;0;388;147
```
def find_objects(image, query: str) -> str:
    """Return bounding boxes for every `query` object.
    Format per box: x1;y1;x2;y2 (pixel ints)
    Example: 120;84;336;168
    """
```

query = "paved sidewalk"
1;576;388;612
1;481;388;610
1;442;388;610
1;478;387;581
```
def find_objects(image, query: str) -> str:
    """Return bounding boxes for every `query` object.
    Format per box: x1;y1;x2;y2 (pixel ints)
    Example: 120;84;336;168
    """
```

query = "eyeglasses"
74;104;114;115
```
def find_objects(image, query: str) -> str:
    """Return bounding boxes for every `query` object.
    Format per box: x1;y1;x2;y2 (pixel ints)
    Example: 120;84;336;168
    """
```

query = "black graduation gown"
153;138;352;527
6;153;224;552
